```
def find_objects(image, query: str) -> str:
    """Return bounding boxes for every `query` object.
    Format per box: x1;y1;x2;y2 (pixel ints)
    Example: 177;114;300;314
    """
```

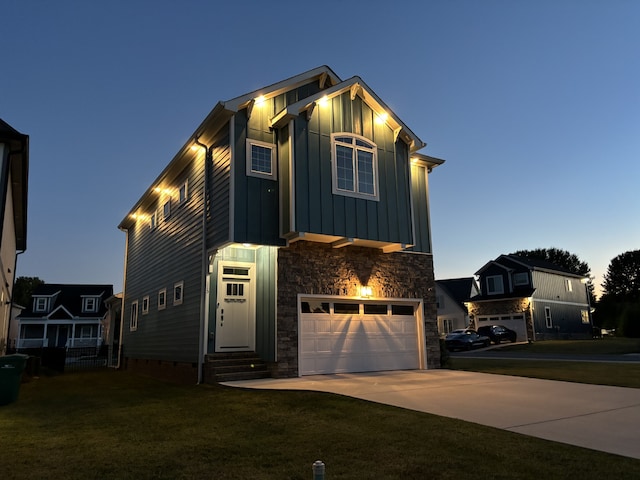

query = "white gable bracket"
246;99;256;120
350;83;361;100
306;102;316;121
319;72;328;89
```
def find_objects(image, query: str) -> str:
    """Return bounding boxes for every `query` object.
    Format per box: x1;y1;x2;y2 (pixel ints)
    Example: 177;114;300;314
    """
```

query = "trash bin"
0;354;29;405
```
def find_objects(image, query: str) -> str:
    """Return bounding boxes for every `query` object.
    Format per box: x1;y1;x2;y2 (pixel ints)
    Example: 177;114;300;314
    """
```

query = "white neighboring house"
16;284;113;350
0;119;28;355
436;278;480;336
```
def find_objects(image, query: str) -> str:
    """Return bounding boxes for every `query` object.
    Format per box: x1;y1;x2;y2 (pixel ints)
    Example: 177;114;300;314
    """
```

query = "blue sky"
3;0;639;296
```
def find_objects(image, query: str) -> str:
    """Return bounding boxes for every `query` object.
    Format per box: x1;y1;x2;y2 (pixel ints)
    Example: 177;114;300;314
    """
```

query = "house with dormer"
467;254;592;341
118;66;444;383
16;284;113;349
435;278;479;335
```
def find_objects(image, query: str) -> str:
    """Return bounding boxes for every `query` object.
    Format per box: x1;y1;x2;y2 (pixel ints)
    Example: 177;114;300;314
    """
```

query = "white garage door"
299;297;424;376
477;314;527;341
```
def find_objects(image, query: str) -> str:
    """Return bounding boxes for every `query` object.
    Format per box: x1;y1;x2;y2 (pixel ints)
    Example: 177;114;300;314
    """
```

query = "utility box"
0;354;29;405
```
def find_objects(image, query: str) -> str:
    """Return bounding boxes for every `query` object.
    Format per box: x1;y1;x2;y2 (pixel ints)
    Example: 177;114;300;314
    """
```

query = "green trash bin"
0;354;29;405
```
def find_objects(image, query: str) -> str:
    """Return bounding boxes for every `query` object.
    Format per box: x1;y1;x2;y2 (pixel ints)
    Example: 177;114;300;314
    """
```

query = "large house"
118;66;444;383
0;119;29;355
467;254;592;341
16;284;114;350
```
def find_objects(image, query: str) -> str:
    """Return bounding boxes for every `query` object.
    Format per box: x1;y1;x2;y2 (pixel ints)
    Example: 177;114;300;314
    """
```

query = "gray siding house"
468;254;592;341
118;66;444;383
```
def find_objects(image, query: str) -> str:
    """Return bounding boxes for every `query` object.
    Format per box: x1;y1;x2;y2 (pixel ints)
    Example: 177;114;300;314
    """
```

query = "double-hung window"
331;133;379;200
486;275;504;295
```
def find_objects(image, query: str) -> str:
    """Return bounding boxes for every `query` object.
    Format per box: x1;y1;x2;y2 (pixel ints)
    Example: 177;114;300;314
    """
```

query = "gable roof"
0;119;29;251
119;65;432;229
19;284;114;318
436;277;477;312
475;254;586;279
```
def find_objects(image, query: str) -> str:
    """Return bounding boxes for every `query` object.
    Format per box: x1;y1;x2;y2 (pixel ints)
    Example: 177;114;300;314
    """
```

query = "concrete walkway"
224;370;640;460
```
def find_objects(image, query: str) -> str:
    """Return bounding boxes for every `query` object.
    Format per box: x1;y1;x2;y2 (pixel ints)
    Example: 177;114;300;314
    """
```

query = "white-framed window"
246;139;276;179
179;180;188;204
158;289;166;310
581;309;590;324
173;282;184;306
331;133;379;200
130;300;139;331
149;211;157;229
442;318;453;334
34;297;48;312
163;200;171;220
565;279;573;292
545;306;553;328
486;275;504;295
142;295;149;315
513;272;529;286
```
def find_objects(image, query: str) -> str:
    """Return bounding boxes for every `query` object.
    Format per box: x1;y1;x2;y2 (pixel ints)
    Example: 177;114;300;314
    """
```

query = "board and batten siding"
409;162;433;253
123;158;205;363
531;270;589;304
255;246;277;361
291;92;414;244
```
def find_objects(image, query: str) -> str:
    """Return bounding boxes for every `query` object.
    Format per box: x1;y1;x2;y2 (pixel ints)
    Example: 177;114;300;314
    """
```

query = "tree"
13;276;45;308
511;247;595;302
598;250;640;337
602;250;640;301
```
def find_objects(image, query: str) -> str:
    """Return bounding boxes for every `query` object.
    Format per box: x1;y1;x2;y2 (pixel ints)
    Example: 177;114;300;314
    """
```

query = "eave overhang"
0;119;29;251
270;76;427;153
285;231;411;254
411;153;445;172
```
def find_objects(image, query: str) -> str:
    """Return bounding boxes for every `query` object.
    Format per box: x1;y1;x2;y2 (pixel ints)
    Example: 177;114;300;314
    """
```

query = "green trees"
597;250;640;337
13;276;44;308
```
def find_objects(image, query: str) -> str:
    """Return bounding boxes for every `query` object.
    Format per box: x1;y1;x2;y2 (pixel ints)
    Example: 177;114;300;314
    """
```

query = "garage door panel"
299;297;422;375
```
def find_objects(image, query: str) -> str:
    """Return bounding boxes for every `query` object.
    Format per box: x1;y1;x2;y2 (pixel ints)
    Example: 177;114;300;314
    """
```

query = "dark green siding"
123;159;205;363
207;127;231;249
255;246;276;361
232;109;284;246
292;92;414;244
278;124;291;235
409;163;432;253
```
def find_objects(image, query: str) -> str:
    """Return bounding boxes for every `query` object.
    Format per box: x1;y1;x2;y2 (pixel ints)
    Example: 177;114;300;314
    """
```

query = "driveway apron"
224;370;640;460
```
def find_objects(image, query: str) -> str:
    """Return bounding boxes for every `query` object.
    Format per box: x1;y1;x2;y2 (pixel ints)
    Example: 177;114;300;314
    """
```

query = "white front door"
215;262;255;352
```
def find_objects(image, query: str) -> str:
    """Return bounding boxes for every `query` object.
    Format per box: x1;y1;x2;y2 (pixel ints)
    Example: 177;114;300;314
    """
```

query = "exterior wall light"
360;286;372;298
318;95;329;106
255;95;266;106
375;112;388;124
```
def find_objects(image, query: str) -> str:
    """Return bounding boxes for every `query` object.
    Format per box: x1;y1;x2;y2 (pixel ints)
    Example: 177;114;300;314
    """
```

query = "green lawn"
1;371;639;479
449;358;640;388
500;337;640;355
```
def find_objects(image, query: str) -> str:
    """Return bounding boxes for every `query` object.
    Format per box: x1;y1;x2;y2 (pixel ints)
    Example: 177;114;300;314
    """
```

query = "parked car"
444;330;490;351
477;325;517;344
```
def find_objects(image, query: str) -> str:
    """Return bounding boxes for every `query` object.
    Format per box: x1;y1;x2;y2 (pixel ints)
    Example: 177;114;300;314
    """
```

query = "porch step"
205;352;271;383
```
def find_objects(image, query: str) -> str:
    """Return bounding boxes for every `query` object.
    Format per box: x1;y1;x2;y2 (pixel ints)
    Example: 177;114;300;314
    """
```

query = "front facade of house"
119;66;444;382
435;278;479;335
0;119;29;355
16;284;113;350
468;255;592;341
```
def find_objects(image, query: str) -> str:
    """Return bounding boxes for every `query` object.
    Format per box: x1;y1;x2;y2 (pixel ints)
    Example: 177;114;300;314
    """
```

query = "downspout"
116;227;129;369
7;249;25;352
193;138;212;384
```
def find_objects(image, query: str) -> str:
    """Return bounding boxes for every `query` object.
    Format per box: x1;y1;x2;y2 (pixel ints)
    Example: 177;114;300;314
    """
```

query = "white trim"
163;199;171;220
544;306;553;328
158;288;167;310
215;260;256;352
142;295;149;315
486;275;504;295
513;272;529;286
245;139;277;180
178;179;188;204
130;300;138;331
532;298;590;308
330;133;380;201
289;119;295;234
149;210;157;229
173;281;184;306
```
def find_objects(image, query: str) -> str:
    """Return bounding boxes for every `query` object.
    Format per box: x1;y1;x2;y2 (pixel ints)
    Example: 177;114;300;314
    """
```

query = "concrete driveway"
224;370;640;460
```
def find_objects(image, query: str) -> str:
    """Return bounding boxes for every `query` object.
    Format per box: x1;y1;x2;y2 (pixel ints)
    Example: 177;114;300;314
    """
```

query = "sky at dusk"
3;0;639;297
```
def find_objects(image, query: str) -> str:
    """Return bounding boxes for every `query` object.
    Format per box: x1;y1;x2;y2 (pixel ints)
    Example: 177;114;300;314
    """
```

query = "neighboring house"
435;278;479;335
118;65;445;383
468;254;592;341
0;119;29;355
7;304;24;351
104;293;122;367
16;284;114;349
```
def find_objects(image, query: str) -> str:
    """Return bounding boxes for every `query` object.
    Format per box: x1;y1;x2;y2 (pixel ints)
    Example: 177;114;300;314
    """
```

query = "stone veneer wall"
276;241;439;377
467;298;534;341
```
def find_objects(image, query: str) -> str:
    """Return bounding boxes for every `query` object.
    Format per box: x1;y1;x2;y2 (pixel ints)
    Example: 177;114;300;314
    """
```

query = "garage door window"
391;304;415;315
364;304;388;315
301;300;330;314
334;303;360;314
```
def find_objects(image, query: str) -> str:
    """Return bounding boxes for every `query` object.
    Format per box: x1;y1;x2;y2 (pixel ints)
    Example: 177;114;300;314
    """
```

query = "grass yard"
449;358;640;388
499;337;640;355
1;371;639;480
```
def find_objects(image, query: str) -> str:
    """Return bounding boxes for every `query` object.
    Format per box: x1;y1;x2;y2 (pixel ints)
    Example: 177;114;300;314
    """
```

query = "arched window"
331;133;379;200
